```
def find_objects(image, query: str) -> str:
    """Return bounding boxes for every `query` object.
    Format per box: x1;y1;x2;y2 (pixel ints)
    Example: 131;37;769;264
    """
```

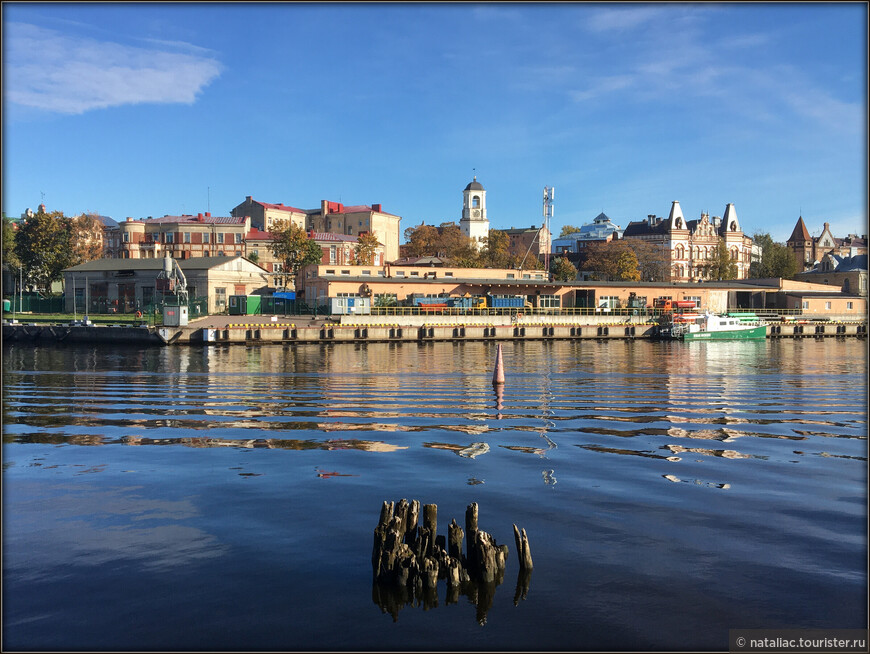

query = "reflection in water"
372;568;531;625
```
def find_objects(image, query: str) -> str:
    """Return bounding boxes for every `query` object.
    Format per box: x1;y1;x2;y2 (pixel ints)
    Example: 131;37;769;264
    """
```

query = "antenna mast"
542;186;555;271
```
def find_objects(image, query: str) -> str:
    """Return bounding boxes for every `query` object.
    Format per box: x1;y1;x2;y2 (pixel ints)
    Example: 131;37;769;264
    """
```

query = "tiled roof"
63;255;259;272
259;201;306;213
623;219;668;237
143;215;247;225
310;231;381;244
246;229;274;240
788;216;811;243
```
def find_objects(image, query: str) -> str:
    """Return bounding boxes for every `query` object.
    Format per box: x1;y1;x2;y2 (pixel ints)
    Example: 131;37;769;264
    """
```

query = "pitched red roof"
145;214;246;225
258;201;306;213
788;216;811;243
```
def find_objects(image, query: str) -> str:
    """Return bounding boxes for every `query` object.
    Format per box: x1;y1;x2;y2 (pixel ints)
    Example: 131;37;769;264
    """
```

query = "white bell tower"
460;176;489;248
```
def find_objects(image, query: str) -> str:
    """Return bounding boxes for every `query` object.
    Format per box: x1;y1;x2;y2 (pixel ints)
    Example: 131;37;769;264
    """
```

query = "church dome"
464;176;484;191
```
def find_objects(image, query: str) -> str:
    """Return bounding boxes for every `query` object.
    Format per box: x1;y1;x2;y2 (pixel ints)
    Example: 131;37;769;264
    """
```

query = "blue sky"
2;2;867;243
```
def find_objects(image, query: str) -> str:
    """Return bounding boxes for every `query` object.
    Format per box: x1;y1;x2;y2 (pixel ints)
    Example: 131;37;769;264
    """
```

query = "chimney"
372;203;382;212
246;196;252;202
197;213;203;219
205;212;211;217
126;217;133;222
647;214;655;226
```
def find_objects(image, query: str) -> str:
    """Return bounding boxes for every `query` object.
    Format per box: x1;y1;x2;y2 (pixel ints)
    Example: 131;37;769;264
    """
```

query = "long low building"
299;263;868;317
63;256;269;315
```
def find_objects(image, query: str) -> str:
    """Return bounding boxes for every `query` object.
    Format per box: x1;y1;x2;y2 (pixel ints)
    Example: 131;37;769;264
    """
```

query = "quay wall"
4;317;867;346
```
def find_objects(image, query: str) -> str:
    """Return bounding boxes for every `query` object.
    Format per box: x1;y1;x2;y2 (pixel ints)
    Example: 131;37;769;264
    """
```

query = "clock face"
472;209;480;218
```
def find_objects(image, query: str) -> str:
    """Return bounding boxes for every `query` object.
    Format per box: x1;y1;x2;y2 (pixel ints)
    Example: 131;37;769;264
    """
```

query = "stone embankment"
3;313;866;346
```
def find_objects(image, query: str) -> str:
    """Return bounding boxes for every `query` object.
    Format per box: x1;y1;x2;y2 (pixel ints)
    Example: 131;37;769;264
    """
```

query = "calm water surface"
2;339;867;651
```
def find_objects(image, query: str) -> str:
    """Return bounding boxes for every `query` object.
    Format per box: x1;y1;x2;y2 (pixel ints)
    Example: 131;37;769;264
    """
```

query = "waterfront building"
787;216;868;271
230;197;307;231
552;213;622;255
62;256;269;314
503;225;552;265
303;200;400;263
795;253;868;296
622;201;754;282
113;213;251;260
460;176;490;249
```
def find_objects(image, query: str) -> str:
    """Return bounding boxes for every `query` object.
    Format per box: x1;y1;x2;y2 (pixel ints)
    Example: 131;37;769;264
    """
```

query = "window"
507;273;515;279
802;300;809;309
273;263;284;273
123;232;129;243
165;232;174;244
341;269;351;275
410;271;419;276
825;302;831;310
184;232;191;243
686;296;701;307
235;233;242;244
215;287;227;309
395;270;405;277
330;246;336;264
847;302;853;310
538;294;561;308
362;270;371;276
203;250;209;257
325;269;335;275
444;272;454;277
218;233;225;244
203;233;210;244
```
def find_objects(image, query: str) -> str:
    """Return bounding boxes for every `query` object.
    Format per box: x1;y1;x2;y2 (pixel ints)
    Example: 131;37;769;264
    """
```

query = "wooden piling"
513;524;533;571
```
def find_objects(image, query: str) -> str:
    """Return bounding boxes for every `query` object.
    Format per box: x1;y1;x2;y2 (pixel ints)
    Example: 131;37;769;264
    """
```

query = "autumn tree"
2;216;21;275
702;238;738;280
270;220;323;289
69;213;104;265
580;240;641;281
354;231;380;265
749;232;798;279
480;229;511;268
551;256;578;282
14;207;72;293
559;224;583;237
404;223;440;257
624;239;670;282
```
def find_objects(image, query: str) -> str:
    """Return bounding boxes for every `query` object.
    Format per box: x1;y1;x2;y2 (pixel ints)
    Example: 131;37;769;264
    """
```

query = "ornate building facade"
787;216;867;271
622;201;754;281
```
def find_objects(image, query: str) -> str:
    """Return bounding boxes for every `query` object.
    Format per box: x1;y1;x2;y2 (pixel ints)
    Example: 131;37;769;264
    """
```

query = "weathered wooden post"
465;502;479;568
513;524;533;571
448;518;464;561
423;503;437;555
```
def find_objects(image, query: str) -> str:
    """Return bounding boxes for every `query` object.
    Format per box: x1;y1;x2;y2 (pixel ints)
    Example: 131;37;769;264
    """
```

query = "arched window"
675;244;685;259
472;196;480;209
730;247;738;260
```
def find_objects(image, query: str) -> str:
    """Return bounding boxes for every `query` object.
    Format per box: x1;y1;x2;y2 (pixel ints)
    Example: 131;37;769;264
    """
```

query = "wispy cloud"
4;22;222;114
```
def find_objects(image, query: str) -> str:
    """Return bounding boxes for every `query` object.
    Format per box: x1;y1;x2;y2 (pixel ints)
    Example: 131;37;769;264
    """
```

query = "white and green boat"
682;312;767;340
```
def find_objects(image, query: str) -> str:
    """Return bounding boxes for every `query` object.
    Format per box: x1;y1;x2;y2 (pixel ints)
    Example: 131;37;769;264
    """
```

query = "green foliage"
403;222;477;264
69;213;104;265
559;225;582;238
749;232;798;279
2;216;20;272
270;220;323;288
247;250;260;264
354;231;380;265
551;256;578;282
702;238;738;280
615;250;641;282
14;208;72;293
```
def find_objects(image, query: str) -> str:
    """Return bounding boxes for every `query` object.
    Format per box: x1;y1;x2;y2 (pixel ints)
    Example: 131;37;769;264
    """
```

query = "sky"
2;2;867;244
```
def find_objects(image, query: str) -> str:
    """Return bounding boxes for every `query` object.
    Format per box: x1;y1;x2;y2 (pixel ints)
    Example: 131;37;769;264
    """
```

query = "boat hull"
683;325;767;340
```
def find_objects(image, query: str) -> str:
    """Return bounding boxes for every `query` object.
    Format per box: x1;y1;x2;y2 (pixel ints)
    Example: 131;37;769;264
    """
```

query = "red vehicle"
654;299;698;311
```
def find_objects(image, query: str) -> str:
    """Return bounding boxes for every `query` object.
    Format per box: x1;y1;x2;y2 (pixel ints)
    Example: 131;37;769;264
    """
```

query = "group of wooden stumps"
371;498;533;624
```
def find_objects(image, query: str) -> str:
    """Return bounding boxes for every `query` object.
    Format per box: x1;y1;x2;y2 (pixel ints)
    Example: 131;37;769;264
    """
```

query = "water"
2;339;867;651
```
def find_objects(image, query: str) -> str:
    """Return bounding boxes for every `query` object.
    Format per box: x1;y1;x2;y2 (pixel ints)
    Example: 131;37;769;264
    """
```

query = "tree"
624;239;670;282
559;225;583;238
14;207;72;293
2;216;21;272
270;220;323;289
405;223;440;257
551;256;578;282
614;249;641;282
480;229;511;268
354;231;380;265
580;240;641;281
247;251;260;264
702;238;738;280
749;232;798;279
69;213;104;265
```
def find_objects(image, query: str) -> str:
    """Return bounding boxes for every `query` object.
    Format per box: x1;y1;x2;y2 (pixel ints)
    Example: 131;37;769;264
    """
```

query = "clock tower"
460;176;489;249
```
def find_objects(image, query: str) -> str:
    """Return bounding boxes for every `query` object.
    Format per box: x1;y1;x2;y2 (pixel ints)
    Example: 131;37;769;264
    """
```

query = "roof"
622;218;668;237
246;229;274;240
63;255;265;273
259;201;306;213
503;226;540;235
310;232;365;243
464;176;484;191
788;216;811;243
141;215;247;225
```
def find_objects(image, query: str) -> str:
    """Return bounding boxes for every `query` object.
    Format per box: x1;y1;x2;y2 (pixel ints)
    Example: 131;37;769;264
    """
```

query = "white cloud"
3;22;222;114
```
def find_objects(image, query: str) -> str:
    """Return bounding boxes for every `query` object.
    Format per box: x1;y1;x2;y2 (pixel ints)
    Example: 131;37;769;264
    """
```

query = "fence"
2;294;65;314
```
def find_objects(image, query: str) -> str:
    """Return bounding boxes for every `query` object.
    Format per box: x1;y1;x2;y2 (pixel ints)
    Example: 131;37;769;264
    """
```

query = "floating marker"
492;343;505;385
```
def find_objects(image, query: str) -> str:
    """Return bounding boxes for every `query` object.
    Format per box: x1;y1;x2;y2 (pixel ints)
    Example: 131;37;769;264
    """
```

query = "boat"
682;312;767;340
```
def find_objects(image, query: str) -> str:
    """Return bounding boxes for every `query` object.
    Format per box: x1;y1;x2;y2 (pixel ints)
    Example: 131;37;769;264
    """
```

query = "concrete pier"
3;315;866;346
